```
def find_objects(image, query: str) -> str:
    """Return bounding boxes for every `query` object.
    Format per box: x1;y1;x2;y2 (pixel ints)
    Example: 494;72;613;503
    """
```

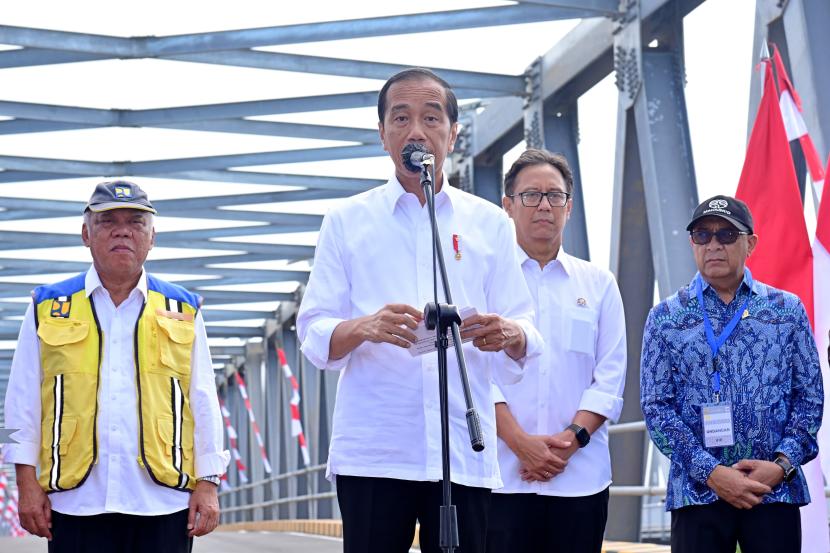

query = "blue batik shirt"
640;270;822;510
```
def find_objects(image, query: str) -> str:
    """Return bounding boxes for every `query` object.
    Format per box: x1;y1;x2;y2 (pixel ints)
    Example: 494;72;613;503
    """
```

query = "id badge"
701;402;735;448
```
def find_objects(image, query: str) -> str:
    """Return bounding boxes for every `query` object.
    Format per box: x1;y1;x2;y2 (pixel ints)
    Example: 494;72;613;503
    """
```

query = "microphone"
401;143;435;173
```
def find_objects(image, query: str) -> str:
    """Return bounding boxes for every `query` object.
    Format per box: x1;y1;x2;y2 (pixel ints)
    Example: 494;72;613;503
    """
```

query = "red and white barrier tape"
233;372;273;474
218;399;249;484
277;347;311;466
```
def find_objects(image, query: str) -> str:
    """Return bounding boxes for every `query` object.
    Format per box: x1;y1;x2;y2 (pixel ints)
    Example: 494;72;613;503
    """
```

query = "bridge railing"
218;420;667;528
217;419;830;542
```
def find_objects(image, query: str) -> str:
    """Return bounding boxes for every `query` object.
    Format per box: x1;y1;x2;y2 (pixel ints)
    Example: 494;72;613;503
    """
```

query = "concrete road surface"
0;531;362;552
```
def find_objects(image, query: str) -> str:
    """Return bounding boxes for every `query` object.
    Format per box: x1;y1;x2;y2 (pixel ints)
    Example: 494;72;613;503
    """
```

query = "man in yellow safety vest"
4;181;229;552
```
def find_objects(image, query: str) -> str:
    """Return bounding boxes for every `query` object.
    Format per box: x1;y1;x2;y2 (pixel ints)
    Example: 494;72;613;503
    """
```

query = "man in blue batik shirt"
640;195;822;553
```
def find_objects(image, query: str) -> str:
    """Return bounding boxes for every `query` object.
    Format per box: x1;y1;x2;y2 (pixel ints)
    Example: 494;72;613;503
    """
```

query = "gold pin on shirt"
742;309;750;319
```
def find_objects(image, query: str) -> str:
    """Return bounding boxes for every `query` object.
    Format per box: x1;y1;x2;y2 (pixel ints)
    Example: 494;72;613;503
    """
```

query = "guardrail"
218;420;660;520
219;418;830;523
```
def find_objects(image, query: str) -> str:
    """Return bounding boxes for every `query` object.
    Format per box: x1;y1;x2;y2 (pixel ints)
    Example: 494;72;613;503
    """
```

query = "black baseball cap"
686;195;753;234
84;180;157;214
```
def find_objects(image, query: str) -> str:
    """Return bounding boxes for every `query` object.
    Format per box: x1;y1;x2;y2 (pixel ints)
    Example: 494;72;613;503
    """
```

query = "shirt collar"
85;265;148;300
517;243;571;275
693;268;757;296
382;173;456;214
556;248;574;276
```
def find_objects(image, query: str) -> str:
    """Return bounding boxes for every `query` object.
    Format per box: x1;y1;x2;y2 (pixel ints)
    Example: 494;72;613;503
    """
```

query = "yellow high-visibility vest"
34;273;201;493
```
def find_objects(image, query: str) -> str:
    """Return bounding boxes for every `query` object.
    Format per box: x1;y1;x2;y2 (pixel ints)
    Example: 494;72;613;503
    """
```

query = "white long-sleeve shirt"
3;267;229;515
297;176;542;489
494;247;627;496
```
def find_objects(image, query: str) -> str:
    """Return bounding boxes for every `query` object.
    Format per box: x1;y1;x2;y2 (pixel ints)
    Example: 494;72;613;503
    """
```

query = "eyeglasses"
507;190;571;208
690;229;749;245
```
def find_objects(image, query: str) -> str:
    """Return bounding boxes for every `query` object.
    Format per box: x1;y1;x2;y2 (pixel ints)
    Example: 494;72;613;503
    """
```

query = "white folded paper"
408;306;481;357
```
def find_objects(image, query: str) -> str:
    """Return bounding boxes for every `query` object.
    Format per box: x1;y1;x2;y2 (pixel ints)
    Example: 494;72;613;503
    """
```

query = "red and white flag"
277;347;311;467
814;160;830;487
736;51;826;553
736;55;814;322
771;45;826;198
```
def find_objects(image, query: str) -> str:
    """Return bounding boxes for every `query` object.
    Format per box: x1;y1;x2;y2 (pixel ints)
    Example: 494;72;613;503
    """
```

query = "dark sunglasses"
690;229;749;245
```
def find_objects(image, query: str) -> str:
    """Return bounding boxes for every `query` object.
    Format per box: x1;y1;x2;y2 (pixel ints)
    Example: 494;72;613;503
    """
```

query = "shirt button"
111;425;117;431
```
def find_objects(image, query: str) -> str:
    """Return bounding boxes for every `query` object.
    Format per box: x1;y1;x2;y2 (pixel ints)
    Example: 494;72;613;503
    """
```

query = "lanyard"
695;272;752;401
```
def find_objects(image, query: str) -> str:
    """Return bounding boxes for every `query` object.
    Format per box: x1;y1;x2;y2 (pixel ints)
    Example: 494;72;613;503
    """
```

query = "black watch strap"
566;423;590;448
774;456;797;483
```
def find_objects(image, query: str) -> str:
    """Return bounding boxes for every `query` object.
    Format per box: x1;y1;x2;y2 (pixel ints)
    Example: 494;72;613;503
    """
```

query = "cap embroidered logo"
709;199;728;209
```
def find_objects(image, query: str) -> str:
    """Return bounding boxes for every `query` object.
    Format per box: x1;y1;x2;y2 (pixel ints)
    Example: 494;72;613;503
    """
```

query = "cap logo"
709;199;728;209
114;185;132;199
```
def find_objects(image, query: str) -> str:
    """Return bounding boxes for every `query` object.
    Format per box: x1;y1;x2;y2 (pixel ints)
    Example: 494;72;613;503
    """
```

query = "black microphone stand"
419;158;484;553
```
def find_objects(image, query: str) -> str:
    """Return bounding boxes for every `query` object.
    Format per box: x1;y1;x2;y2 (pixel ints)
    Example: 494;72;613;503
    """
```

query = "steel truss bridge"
1;0;828;544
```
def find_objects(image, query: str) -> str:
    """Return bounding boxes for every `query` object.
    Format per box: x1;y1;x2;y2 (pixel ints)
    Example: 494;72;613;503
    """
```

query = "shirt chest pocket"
37;319;94;376
156;317;195;377
565;306;598;357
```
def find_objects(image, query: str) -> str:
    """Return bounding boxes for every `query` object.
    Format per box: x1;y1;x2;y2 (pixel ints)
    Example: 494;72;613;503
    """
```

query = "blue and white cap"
84;180;157;214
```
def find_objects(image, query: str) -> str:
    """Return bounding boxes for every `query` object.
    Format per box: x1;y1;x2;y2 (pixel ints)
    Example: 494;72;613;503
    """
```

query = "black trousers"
336;475;492;553
671;500;801;553
48;509;193;553
485;488;609;553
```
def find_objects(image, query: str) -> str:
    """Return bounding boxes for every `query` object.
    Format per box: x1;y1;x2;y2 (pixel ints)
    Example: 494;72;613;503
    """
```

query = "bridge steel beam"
0;5;609;59
605;1;699;541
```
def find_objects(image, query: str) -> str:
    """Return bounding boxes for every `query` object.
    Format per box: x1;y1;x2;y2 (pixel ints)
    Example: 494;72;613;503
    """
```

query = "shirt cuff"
2;439;39;466
491;382;507;404
495;319;543;383
301;318;350;371
578;389;624;423
689;448;721;485
518;319;543;361
195;450;231;478
775;438;806;467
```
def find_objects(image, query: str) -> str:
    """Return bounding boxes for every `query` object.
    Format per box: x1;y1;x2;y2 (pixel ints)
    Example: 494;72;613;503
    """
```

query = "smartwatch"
774;456;796;483
566;423;590;448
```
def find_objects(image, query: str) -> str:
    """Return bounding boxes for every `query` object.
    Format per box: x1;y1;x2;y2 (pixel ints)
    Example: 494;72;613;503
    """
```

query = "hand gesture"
514;434;572;482
361;304;423;349
732;459;785;489
460;314;525;359
187;480;220;537
16;466;52;539
706;465;771;509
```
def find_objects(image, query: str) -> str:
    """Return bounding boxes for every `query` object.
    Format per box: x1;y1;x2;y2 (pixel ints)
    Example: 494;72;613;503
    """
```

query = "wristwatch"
774;456;797;483
197;474;221;487
566;423;590;448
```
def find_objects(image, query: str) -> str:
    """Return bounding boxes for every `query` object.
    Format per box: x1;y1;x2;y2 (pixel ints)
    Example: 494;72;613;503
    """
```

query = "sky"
0;0;775;339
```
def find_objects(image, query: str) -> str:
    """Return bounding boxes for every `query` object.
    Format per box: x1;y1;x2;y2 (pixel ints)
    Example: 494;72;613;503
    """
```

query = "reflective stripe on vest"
34;274;199;493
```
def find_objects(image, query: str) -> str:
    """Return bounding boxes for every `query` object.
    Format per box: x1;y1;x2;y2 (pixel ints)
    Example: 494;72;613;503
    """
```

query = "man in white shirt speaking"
297;68;542;553
3;181;229;552
487;149;627;553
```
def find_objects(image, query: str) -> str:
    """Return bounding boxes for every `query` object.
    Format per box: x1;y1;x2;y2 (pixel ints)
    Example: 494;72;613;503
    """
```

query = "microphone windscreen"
401;143;428;173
